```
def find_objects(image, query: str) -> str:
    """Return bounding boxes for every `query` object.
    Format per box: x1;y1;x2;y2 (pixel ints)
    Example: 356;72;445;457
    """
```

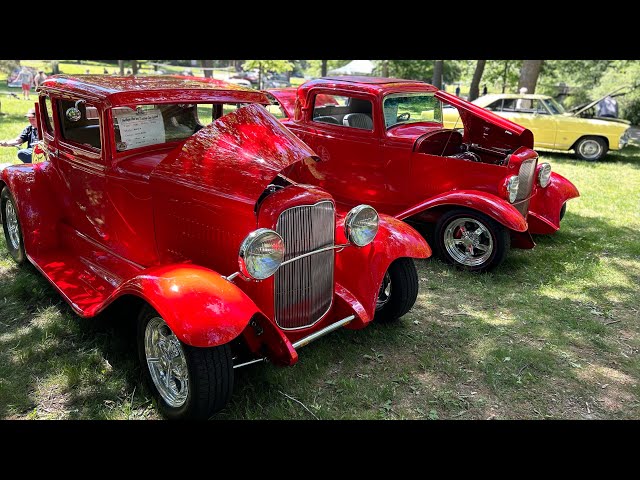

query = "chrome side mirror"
66;100;85;122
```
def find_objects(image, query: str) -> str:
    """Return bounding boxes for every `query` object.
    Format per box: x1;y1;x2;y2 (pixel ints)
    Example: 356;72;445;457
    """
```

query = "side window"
533;100;548;114
57;99;101;151
502;99;517;111
312;94;373;130
264;103;287;119
40;96;55;135
485;100;503;112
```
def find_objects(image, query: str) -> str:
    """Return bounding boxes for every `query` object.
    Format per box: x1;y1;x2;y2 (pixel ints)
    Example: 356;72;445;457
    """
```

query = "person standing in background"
16;66;34;100
596;95;618;118
34;70;47;88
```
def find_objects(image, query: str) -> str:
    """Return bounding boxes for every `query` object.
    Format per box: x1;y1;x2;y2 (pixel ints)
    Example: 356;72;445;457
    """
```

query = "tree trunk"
432;60;444;89
501;61;510;93
518;60;544;94
468;60;486;101
381;60;389;77
118;60;125;75
131;61;138;75
321;60;328;77
258;63;263;90
202;60;213;78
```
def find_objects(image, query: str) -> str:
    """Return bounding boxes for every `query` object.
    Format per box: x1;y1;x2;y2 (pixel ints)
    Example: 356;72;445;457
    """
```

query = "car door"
50;96;110;244
500;98;558;149
291;90;394;211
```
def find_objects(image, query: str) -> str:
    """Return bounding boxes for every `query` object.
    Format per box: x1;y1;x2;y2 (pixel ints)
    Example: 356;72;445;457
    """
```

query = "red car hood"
436;90;534;150
153;104;319;203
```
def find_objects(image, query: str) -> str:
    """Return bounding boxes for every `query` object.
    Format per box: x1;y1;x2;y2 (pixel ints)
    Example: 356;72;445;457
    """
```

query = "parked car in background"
264;73;291;89
442;92;631;161
267;76;579;272
1;75;430;419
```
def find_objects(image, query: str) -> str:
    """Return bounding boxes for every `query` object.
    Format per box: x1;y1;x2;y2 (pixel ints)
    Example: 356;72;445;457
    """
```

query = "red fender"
394;190;528;233
334;213;431;327
116;264;260;348
528;172;580;235
1;162;63;256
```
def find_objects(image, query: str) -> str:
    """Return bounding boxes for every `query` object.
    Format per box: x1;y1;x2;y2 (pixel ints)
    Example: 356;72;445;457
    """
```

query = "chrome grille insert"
514;158;537;215
275;201;335;330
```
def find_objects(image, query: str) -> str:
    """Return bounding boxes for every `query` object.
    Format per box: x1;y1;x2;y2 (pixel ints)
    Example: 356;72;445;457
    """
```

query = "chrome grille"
514;158;537;215
275;201;335;330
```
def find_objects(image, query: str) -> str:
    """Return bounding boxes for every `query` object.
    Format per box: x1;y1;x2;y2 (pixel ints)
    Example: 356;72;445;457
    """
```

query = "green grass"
1;68;639;419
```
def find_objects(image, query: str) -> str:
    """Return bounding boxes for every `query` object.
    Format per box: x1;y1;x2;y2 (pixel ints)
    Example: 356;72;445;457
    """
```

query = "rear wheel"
574;136;607;161
1;187;26;265
137;306;234;420
434;209;510;273
374;258;419;323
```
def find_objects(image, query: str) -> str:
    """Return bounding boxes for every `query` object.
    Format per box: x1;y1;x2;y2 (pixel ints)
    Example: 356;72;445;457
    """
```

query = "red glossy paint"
2;75;429;363
268;77;579;254
527;171;580;234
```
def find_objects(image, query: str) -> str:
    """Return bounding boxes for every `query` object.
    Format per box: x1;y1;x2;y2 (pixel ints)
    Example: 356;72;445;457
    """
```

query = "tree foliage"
377;60;462;85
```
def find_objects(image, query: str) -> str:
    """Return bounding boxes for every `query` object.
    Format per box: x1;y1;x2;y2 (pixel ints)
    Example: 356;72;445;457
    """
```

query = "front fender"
394;190;528;233
116;264;260;348
1;162;62;256
334;214;431;326
528;172;580;234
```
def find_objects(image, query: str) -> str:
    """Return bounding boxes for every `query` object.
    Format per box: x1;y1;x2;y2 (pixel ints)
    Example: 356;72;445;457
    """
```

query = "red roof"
39;75;270;107
300;76;438;96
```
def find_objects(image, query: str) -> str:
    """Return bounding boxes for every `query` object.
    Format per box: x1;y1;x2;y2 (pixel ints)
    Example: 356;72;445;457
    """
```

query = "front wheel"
574;136;607;161
1;187;26;265
374;258;419;323
137;306;234;420
434;209;510;273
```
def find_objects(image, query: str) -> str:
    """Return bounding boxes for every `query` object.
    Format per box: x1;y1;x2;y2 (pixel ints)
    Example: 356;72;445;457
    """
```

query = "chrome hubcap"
376;271;392;310
444;217;493;267
144;317;189;408
579;140;602;159
5;199;20;250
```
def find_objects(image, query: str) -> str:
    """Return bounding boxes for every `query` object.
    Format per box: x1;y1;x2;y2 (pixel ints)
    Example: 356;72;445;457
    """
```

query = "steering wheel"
396;112;411;122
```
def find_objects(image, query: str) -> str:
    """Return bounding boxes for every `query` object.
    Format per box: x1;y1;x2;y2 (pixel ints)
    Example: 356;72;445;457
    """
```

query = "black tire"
559;202;567;222
374;258;419;323
434;209;510;273
574;136;608;162
1;187;26;265
137;305;234;420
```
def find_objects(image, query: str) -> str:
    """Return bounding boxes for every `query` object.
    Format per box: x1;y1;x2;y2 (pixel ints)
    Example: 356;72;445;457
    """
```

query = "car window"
57;99;101;151
40;95;55;135
312;94;373;130
544;98;565;114
485;100;503;112
383;93;441;129
264;103;287;119
533;100;549;114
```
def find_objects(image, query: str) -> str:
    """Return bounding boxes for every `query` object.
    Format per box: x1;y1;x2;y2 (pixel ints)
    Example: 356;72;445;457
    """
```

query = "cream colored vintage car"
443;93;631;161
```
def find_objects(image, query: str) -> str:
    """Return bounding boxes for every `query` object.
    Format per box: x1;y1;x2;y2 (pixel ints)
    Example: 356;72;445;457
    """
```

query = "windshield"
383;92;442;129
543;97;566;115
111;102;247;152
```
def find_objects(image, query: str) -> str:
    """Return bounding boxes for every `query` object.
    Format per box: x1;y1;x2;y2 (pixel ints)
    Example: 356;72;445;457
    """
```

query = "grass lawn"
0;70;639;419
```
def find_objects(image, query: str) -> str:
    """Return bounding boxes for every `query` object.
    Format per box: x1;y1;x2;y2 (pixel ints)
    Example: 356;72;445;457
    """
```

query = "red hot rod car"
0;75;430;419
267;76;580;272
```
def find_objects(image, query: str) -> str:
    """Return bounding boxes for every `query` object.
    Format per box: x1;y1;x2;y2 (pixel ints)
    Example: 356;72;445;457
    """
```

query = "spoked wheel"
374;258;419;323
435;209;509;272
137;306;234;420
1;187;26;264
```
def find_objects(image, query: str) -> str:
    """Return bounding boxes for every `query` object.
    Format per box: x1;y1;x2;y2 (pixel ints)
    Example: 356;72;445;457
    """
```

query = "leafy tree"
518;60;544;94
0;60;19;75
383;60;462;85
305;60;350;78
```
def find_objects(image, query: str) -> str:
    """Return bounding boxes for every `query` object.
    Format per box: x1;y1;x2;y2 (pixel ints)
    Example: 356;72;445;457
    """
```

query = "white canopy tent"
328;60;375;76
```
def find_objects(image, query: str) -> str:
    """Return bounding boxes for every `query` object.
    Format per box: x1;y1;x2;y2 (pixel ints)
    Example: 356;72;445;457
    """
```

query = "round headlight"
238;228;285;280
505;175;520;203
538;163;551;188
345;205;379;247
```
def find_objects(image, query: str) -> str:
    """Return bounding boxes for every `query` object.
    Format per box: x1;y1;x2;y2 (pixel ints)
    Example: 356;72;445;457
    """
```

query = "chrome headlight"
538;163;551;188
345;205;379;247
238;228;285;280
504;175;519;203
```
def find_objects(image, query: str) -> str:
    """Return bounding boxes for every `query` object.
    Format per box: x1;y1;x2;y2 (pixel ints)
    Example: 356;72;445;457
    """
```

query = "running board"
233;315;355;369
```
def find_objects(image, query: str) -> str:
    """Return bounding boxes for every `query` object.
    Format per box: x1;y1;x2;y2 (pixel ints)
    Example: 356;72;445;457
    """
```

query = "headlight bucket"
238;228;285;280
345;205;379;247
502;175;520;203
537;162;552;188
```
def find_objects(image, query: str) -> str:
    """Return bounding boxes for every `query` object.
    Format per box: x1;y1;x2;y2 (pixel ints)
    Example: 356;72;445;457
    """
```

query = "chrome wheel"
5;199;21;251
144;317;190;408
577;139;603;160
376;271;392;310
443;217;493;267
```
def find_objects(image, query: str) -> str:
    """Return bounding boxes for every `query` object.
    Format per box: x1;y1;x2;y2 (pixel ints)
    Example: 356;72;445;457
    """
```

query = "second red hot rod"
267;76;579;272
1;75;430;419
